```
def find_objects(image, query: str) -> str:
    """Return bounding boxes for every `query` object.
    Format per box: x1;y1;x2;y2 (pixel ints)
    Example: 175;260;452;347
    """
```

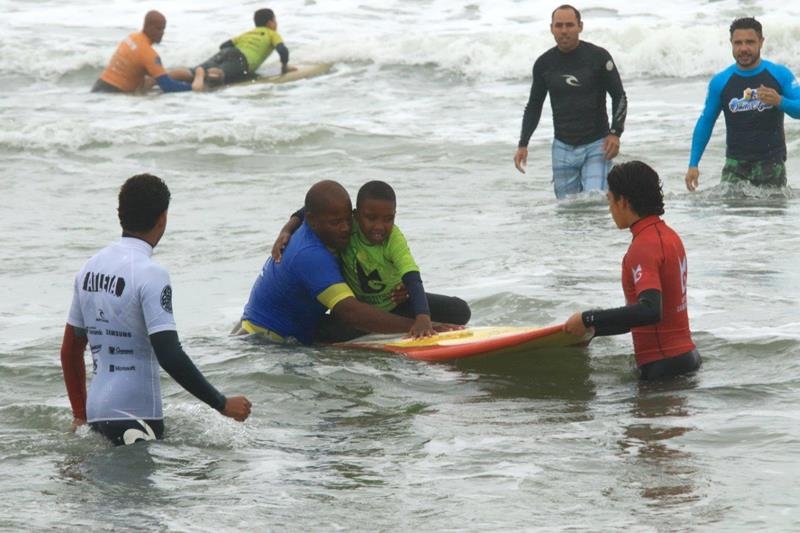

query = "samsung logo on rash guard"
83;271;126;297
108;346;134;355
109;364;136;372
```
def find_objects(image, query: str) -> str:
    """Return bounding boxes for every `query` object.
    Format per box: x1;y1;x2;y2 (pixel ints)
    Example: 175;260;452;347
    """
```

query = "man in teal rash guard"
686;17;800;190
172;8;296;87
237;181;461;345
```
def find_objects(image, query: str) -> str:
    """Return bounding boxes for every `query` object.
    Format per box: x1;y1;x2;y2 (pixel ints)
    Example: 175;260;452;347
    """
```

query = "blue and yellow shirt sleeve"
317;283;354;310
295;244;355;310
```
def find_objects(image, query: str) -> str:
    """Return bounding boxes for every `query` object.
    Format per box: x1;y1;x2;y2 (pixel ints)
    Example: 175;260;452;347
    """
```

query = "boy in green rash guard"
271;181;471;340
170;8;296;87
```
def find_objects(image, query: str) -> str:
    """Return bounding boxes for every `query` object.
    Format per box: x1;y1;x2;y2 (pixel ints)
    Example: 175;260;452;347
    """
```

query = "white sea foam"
3;0;800;82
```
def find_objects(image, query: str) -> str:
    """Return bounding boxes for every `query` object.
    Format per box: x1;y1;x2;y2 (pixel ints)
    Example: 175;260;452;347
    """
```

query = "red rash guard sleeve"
60;324;88;420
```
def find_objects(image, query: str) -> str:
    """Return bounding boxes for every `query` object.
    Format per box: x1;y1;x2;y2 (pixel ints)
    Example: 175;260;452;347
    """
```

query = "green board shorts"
721;157;787;187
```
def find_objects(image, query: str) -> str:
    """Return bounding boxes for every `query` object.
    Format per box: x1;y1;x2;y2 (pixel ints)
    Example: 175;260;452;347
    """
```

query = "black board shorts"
638;349;702;381
196;47;250;84
90;419;165;446
91;78;123;93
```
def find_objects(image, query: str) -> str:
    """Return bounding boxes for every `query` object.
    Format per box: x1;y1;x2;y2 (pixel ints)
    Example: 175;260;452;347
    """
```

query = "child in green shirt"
272;180;470;339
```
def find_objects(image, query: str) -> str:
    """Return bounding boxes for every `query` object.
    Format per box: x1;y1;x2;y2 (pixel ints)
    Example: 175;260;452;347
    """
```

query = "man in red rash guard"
565;160;701;380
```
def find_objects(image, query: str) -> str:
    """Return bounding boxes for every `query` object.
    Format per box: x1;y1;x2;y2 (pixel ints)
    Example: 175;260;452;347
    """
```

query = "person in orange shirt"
92;10;204;94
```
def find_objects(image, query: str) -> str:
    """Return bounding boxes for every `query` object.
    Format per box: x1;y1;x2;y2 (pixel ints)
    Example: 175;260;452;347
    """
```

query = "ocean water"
2;0;800;531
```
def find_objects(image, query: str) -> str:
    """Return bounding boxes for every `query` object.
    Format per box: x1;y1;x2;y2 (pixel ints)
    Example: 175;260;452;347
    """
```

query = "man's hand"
685;167;700;192
757;84;782;107
221;396;252;422
603;134;620;160
564;312;591;337
70;418;86;433
513;147;528;173
389;283;409;305
408;315;436;338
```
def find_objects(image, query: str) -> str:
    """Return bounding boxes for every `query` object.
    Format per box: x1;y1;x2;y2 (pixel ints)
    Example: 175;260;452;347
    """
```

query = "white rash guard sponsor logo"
561;74;581;87
632;264;643;284
606;60;614;72
160;285;173;313
108;346;134;355
677;255;688;312
82;271;126;297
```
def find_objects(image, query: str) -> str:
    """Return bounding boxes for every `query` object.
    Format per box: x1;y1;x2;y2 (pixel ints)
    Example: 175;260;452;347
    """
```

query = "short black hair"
117;173;170;232
607;161;664;217
551;4;581;24
356;180;396;209
254;8;275;27
729;17;762;39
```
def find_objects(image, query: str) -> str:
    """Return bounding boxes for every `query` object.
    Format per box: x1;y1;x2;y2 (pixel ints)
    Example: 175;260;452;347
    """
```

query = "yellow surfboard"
334;324;592;362
224;62;333;88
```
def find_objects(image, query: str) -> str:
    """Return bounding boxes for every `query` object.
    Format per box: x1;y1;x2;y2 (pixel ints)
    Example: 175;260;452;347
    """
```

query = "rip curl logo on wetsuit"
729;87;773;113
160;285;173;313
561;74;581;87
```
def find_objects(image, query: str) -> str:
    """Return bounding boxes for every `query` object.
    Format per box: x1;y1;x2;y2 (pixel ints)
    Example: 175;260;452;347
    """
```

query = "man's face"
145;18;166;44
607;191;628;229
731;28;763;69
551;8;582;52
308;198;353;252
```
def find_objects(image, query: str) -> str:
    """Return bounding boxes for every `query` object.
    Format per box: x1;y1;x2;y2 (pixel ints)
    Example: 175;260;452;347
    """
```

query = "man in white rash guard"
59;173;251;446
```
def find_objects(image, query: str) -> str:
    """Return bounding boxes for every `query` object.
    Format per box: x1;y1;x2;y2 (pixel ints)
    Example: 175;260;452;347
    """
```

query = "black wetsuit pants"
638;349;702;381
316;293;471;343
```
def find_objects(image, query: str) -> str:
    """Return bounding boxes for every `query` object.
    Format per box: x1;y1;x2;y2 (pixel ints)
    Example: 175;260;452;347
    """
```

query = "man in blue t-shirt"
239;180;449;345
686;17;800;190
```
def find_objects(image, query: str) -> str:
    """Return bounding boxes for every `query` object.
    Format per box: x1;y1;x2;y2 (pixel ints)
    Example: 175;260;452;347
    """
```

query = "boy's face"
354;198;396;245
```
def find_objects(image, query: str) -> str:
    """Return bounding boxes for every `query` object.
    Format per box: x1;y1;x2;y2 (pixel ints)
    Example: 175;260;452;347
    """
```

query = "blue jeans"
551;138;611;199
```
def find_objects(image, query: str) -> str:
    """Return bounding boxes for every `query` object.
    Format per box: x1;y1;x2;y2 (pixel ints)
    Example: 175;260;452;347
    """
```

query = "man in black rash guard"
564;161;701;381
60;174;252;446
514;4;627;199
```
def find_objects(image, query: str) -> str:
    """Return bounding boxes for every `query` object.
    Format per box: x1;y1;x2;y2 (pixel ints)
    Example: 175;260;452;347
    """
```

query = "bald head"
305;180;350;215
304;180;352;251
143;10;166;44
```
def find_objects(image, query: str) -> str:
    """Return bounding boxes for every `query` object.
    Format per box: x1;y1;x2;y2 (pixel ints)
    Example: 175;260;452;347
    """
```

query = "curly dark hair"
730;17;762;39
117;173;170;232
607;161;664;217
